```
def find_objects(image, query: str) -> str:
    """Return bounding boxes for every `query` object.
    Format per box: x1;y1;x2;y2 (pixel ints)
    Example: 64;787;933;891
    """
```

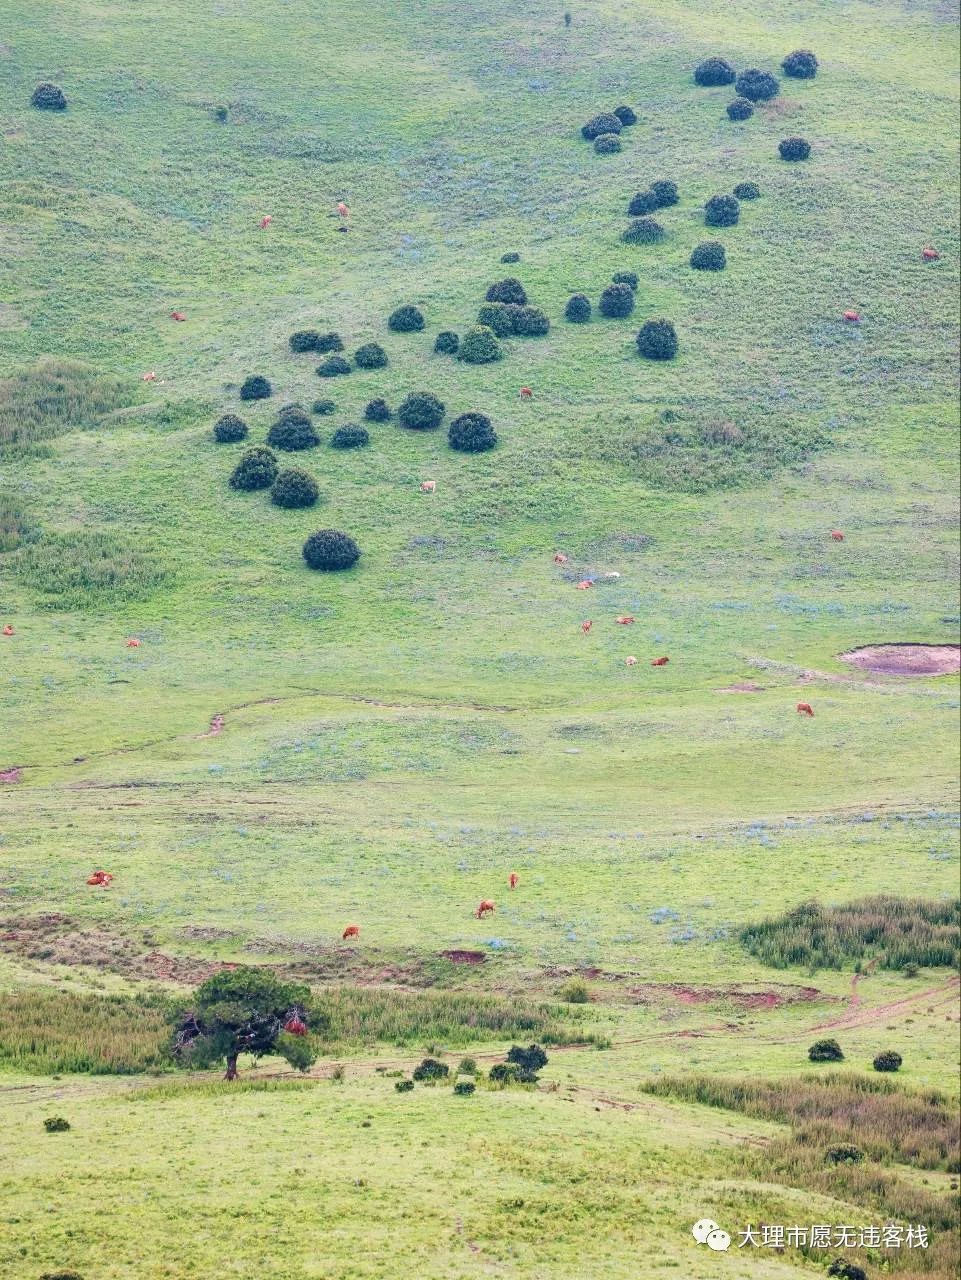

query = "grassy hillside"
0;0;958;1276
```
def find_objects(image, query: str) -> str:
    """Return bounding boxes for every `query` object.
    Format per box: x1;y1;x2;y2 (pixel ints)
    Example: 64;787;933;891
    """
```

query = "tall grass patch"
0;358;134;454
0;989;170;1074
0;493;39;553
14;529;172;610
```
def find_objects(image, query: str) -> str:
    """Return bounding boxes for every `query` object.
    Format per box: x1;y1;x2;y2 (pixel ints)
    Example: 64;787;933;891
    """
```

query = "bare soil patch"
0;766;22;783
439;949;486;965
839;643;960;676
631;982;824;1010
718;682;765;694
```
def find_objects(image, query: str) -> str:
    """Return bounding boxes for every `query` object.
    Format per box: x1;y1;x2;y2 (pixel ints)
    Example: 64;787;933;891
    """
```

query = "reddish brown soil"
718;682;765;694
839;643;960;676
439;950;486;965
631;982;823;1010
0;767;22;784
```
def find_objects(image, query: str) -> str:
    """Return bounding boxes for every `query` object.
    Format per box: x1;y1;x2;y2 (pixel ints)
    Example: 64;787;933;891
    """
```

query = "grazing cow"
420;480;436;493
509;872;518;890
651;656;669;667
342;924;360;940
336;201;350;221
581;620;593;634
796;702;814;717
170;311;187;322
519;387;533;400
284;1016;308;1036
142;371;158;382
576;579;593;590
259;215;272;229
475;899;495;918
922;247;940;261
625;656;638;667
615;615;635;625
2;625;13;637
842;310;861;323
126;638;142;648
553;553;569;565
86;870;114;887
830;530;845;542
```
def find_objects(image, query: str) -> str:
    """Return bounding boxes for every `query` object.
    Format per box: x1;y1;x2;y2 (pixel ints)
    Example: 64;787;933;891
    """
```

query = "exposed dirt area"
630;982;825;1010
0;766;22;783
717;682;766;694
839;643;960;676
810;976;960;1032
439;949;486;965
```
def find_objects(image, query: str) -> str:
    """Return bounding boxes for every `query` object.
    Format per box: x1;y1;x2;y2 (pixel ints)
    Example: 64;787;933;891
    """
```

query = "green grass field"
0;0;958;1276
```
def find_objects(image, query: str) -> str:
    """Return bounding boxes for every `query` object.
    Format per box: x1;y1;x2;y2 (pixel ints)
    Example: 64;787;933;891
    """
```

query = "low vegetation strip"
739;897;961;972
0;357;134;452
0;989;171;1074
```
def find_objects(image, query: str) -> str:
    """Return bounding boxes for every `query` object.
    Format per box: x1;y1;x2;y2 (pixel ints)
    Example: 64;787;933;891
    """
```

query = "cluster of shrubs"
580;105;637;154
289;331;345;355
622;180;678;246
476;301;550;338
228;445;318;510
395;1047;547;1093
288;331;391;377
31;83;68;111
565;273;639;324
808;1039;904;1072
695;55;805;122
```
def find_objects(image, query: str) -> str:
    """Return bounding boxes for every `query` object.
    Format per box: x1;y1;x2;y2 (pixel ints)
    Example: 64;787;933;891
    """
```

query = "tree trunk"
224;1054;239;1081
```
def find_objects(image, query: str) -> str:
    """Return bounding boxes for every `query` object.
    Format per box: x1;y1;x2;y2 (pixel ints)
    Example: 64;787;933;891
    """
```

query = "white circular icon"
706;1229;732;1251
692;1219;720;1244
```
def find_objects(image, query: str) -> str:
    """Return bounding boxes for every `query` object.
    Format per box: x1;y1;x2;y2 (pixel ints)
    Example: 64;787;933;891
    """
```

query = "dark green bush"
449;412;497;453
565;293;591;323
581;112;622;140
489;1062;526;1084
459;326;503;364
628;190;658;216
873;1050;903;1073
394;1079;414;1092
826;1143;864;1164
779;136;811;161
613;105;637;125
485;277;527;305
690;241;726;271
623;217;665;245
397;391;445;430
229;447;279;491
43;1116;71;1132
507;1044;548;1074
477;303;514;337
733;181;761;200
694;57;735;87
412;1057;449;1081
387;305;425;333
363;398;390;422
453;1080;476;1096
827;1261;868;1280
612;271;638;290
277;402;308;420
270;468;319;508
316;355;351;378
267;413;319;451
302;529;360;571
704;193;740;227
727;97;754;122
315;333;344;354
650;179;679;207
331;425;370;449
313;399;336;415
212;414;248;444
735;68;780;101
594;133;621;154
434;331;459;354
239;375;272;401
599;283;636;318
289;330;320;353
40;1272;85;1280
782;49;818;79
511;305;550;336
354;342;388;369
32;83;67;111
636;319;678;360
808;1038;844;1063
500;251;521;263
214;105;229;123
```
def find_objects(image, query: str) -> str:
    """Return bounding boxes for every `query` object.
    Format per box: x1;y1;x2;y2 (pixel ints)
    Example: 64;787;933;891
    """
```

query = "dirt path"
809;976;959;1032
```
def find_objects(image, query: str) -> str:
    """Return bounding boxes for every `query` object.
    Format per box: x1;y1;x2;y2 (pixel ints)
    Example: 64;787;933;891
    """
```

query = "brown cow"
342;924;360;940
796;702;814;717
509;873;518;890
842;310;861;323
283;1017;308;1036
142;371;158;382
2;625;13;637
922;247;940;261
615;615;635;625
519;387;533;400
625;656;638;667
420;480;436;493
86;870;114;887
553;553;569;565
576;580;593;590
651;656;669;667
259;215;273;229
336;202;350;220
475;900;496;918
170;311;187;322
830;530;845;541
126;638;142;648
581;620;593;634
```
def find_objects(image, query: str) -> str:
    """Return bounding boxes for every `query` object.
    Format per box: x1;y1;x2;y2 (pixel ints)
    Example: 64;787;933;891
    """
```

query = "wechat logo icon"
692;1219;732;1251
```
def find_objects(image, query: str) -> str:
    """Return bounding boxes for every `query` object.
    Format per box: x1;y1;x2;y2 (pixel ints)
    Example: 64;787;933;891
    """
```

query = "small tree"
315;333;344;354
690;241;726;271
704;193;740;227
31;83;68;111
270;468;320;508
459;325;503;364
434;330;459;354
612;270;638;290
565;293;592;323
43;1116;71;1132
363;398;390;422
628;190;659;216
873;1050;903;1073
449;412;497;453
782;49;818;80
636;319;677;360
289;330;321;353
316;355;351;378
453;1080;475;1096
623;217;665;244
171;967;318;1080
331;425;370;449
594;133;621;154
354;342;389;369
733;181;761;200
239;375;272;401
485;277;527;305
213;414;249;443
735;68;780;101
726;97;754;121
397;391;446;430
387;305;425;333
694;57;736;87
500;251;521;263
477;303;515;337
581;112;622;141
229;447;278;491
808;1038;844;1062
613;105;637;125
779;136;811;161
599;283;636;318
650;179;679;207
302;529;361;571
511;305;550;336
827;1261;868;1280
412;1057;449;1081
313;399;336;415
267;413;320;451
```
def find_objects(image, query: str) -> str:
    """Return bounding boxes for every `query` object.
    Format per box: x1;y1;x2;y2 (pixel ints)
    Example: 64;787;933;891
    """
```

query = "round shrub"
628;190;658;216
31;83;67;111
599;283;636;318
827;1262;868;1280
485;277;527;305
500;251;521;263
873;1050;903;1073
387;305;425;333
636;318;678;360
477;302;514;337
612;270;639;290
270;468;319;508
313;399;336;415
302;529;360;571
650;179;679;207
779;136;811;161
808;1038;844;1063
727;97;755;121
704;193;740;227
559;977;590;1003
43;1116;71;1132
315;332;344;354
694;57;736;87
397;391;446;431
511;305;550;336
40;1272;86;1280
594;132;622;154
565;293;592;323
507;1044;548;1074
613;104;637;126
581;112;622;141
449;411;497;453
434;330;459;354
267;413;319;451
354;342;388;369
289;330;320;353
331;425;370;449
239;374;272;401
458;1057;478;1076
459;325;503;364
412;1057;449;1082
690;241;726;271
394;1079;414;1092
826;1143;864;1165
229;447;278;491
212;413;249;443
623;217;665;244
782;48;818;79
453;1080;476;1096
733;181;761;200
316;355;351;378
489;1062;525;1085
277;402;309;420
735;68;780;101
363;398;390;422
